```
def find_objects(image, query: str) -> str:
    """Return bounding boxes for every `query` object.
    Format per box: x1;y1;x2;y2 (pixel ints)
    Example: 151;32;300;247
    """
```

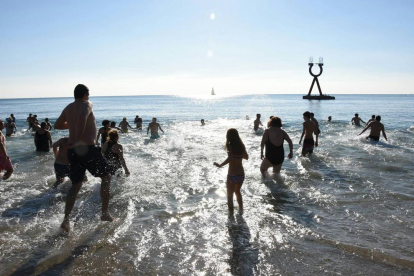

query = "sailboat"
211;87;215;96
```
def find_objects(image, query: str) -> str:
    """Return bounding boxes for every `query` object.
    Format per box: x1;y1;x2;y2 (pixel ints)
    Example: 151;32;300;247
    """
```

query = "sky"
1;0;414;98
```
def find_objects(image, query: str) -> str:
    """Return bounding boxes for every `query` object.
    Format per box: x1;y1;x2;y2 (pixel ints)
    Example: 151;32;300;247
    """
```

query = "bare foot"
60;219;70;231
101;213;115;222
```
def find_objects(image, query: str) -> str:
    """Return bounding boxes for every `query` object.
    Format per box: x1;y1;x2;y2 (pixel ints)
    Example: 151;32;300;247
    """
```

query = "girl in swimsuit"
260;117;293;176
102;130;130;177
214;128;249;213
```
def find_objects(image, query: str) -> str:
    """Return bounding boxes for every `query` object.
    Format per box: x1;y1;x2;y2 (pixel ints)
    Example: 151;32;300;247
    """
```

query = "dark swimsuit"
35;131;50;152
368;135;379;141
265;131;285;165
104;142;122;175
302;138;315;154
227;153;245;184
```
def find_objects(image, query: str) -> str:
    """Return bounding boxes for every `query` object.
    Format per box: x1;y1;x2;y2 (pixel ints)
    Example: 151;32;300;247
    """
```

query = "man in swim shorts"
358;115;387;142
299;111;319;155
54;84;113;231
254;114;263;131
351;113;366;126
0;120;14;181
147;117;164;139
118;117;133;133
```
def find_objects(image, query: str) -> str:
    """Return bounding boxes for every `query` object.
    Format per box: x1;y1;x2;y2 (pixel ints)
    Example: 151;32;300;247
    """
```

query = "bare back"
303;120;316;139
368;121;384;136
264;127;285;146
60;100;97;147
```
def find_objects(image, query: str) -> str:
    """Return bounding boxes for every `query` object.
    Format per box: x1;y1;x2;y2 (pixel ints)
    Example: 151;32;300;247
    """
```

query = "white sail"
211;88;215;95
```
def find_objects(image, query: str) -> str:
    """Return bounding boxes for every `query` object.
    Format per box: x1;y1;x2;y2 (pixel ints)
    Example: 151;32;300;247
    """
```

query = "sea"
0;94;413;275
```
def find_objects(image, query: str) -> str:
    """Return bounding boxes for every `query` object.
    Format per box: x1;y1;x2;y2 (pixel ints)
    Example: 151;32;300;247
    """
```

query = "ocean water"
0;94;413;275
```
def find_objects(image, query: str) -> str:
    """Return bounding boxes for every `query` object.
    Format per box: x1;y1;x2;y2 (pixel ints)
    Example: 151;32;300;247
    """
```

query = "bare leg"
234;183;243;211
272;163;283;174
226;181;235;214
100;174;114;221
2;168;13;180
61;182;83;231
53;176;64;188
260;158;272;177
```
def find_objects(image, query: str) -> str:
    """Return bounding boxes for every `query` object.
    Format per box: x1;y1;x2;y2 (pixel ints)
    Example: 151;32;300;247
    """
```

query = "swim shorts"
367;135;379;141
0;153;13;172
68;145;110;184
227;175;245;185
54;162;70;179
150;134;160;139
302;138;315;154
122;129;128;133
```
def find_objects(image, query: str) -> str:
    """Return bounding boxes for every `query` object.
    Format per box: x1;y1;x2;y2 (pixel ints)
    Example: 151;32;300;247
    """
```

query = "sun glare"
210;13;215;20
207;50;214;58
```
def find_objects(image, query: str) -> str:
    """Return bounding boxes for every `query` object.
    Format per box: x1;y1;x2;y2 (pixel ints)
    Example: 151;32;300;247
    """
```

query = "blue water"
1;94;413;275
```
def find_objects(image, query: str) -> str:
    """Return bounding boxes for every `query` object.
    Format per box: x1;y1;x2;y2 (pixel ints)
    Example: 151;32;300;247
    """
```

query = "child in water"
214;128;248;213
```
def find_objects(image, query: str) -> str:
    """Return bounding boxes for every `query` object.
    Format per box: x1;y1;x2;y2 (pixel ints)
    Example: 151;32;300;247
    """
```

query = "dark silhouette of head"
41;122;47;129
108;130;119;143
355;113;359;117
376;115;381;121
74;84;89;99
269;116;282;128
102;120;110;127
371;115;375;119
226;128;245;155
303;111;311;119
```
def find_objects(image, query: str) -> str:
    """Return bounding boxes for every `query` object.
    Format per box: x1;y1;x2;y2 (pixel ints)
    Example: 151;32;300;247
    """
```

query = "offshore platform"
303;57;335;100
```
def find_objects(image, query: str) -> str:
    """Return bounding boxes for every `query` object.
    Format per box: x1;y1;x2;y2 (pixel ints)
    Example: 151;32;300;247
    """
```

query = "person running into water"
0;120;14;181
299;111;319;155
214;128;248;213
260;117;293;176
358;115;388;142
201;119;205;126
310;113;321;135
147;117;164;139
54;84;113;231
110;121;121;131
367;115;375;125
97;120;111;147
10;114;16;123
34;122;52;152
351;113;366;126
328;116;332;122
134;115;143;130
5;118;17;137
102;130;130;176
119;117;133;133
254;114;263;131
45;118;52;131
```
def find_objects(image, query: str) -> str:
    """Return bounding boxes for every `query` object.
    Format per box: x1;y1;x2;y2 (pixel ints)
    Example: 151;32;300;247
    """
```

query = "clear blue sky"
1;0;413;98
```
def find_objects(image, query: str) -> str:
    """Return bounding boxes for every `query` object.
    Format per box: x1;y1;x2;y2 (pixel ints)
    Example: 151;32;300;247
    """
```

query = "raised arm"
54;110;68;130
214;153;230;168
283;131;294;159
358;123;371;136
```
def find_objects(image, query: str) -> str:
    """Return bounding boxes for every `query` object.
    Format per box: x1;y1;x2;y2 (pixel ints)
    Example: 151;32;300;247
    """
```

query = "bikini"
227;154;245;184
